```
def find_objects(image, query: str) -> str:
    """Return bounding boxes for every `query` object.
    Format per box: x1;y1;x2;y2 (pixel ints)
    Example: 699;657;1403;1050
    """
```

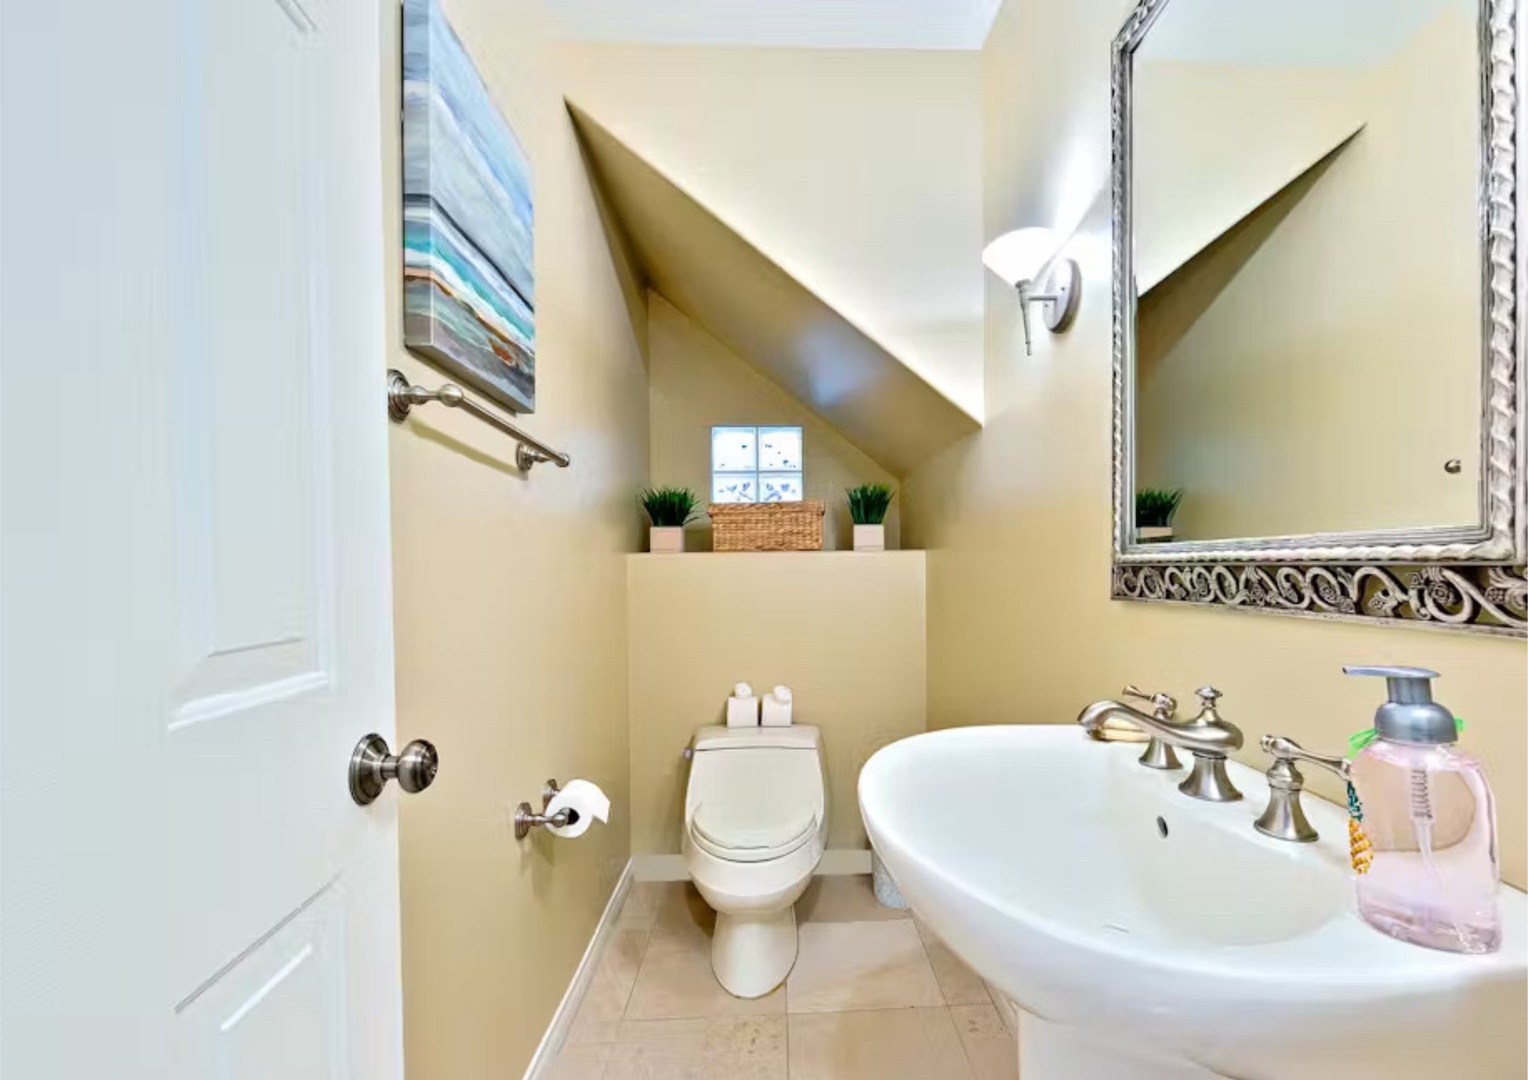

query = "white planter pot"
649;526;685;554
853;524;886;552
1137;526;1174;544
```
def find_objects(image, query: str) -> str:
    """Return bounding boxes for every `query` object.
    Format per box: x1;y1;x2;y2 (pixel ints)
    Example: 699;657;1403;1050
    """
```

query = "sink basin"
860;725;1527;1080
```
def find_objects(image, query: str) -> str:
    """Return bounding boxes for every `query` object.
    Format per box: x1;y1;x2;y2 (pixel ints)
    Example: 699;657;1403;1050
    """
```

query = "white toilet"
682;724;827;998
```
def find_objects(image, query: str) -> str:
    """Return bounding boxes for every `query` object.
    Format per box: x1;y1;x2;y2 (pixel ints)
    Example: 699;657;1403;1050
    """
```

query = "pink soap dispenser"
1345;665;1500;954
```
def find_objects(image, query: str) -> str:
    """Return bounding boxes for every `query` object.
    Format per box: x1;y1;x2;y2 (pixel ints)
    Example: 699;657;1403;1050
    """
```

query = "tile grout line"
613;912;657;1026
914;913;998;1012
599;883;671;1080
784;986;792;1079
909;918;938;998
946;1002;981;1080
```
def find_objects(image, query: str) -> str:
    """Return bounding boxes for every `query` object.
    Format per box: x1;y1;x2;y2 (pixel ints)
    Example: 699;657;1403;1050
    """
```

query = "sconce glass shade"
981;227;1057;286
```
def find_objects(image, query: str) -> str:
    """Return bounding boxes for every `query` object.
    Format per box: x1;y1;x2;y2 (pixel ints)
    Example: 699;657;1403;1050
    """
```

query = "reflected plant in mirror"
1111;0;1526;634
1136;488;1184;543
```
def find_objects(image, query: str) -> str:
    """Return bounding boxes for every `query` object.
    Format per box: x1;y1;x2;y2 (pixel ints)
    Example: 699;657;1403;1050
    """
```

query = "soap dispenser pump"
1345;665;1500;953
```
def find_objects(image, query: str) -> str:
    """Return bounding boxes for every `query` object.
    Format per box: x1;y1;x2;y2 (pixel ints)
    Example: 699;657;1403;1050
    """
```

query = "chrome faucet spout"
1075;699;1242;756
1077;699;1159;736
1077;685;1245;803
1078;695;1183;770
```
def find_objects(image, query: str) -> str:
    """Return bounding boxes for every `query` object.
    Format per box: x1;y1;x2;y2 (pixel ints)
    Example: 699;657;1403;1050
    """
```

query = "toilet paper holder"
514;779;577;840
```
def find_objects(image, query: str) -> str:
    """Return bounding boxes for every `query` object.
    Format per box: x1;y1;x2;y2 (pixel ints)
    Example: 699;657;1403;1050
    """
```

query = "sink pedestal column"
1018;1012;1227;1080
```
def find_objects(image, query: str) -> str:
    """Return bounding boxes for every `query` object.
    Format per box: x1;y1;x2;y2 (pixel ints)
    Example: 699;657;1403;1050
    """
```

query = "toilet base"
711;905;798;999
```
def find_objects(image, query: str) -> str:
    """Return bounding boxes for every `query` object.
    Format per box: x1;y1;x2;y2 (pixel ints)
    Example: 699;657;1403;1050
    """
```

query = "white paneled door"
0;0;408;1077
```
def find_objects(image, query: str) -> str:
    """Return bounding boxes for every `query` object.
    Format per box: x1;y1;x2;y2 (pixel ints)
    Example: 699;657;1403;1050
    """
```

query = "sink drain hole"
1156;816;1169;839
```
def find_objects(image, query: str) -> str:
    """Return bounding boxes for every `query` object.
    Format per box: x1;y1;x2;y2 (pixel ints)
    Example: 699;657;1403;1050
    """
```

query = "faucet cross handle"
1195;686;1222;708
1122;685;1177;717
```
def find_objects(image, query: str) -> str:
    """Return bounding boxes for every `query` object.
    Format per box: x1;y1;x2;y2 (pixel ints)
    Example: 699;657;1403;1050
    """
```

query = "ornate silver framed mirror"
1111;0;1527;636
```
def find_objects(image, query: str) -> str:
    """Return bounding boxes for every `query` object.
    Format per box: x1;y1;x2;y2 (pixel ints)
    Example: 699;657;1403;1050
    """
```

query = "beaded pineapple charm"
1344;728;1379;876
1347;780;1373;875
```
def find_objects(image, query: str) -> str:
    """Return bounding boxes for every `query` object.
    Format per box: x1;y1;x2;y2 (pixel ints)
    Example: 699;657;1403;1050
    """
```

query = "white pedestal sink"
860;726;1527;1080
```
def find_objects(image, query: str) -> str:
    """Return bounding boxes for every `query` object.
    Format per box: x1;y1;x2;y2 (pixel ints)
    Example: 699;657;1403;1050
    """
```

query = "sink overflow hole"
1156;816;1169;839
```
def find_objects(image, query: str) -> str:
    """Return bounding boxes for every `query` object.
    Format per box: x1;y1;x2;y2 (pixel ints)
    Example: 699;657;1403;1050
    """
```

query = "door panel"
169;0;329;727
181;889;347;1080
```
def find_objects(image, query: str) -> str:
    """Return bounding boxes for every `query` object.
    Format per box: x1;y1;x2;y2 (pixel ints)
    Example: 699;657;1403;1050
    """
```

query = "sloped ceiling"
569;105;980;477
555;44;986;419
543;0;1002;51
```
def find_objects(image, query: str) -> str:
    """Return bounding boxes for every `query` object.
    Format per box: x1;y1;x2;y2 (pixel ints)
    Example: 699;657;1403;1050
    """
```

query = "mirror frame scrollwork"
1111;0;1528;637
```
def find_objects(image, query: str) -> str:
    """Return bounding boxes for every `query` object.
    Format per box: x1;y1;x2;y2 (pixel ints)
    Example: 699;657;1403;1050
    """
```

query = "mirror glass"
1129;0;1483;544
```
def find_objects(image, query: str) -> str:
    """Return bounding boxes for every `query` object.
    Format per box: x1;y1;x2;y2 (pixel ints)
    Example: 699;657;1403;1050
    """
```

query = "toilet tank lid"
693;725;820;752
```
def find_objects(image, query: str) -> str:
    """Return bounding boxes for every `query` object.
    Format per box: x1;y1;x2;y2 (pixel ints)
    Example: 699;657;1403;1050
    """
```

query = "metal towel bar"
386;369;572;472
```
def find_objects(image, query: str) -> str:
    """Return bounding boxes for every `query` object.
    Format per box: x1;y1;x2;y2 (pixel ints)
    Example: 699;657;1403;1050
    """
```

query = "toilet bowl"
682;725;827;999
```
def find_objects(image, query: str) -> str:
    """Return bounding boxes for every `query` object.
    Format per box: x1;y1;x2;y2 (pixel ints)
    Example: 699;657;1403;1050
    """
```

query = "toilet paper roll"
545;779;611;839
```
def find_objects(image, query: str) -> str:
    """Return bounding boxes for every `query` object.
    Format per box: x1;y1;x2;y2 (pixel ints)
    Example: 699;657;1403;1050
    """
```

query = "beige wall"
558;43;987;420
627;552;927;854
383;1;649;1076
1136;10;1481;539
647;293;901;551
901;0;1528;888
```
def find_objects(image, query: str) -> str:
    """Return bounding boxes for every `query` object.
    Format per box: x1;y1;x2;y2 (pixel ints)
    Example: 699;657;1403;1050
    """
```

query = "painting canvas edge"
400;0;537;414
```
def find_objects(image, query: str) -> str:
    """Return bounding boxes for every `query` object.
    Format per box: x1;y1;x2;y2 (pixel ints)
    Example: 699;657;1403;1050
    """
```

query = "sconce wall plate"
1039;259;1081;332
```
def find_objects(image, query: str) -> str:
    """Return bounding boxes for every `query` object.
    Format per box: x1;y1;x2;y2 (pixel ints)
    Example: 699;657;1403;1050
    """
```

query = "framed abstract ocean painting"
402;0;536;412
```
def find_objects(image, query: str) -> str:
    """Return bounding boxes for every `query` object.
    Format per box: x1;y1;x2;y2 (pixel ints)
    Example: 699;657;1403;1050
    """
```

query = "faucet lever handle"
1260;735;1350;779
1122;685;1177;717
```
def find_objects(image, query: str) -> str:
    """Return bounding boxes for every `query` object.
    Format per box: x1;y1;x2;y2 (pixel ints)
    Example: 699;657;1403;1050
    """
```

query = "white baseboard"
520;859;634;1080
631;848;872;882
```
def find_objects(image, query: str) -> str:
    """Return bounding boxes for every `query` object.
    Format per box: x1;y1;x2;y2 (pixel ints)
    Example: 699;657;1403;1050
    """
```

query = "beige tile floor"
548;875;1019;1080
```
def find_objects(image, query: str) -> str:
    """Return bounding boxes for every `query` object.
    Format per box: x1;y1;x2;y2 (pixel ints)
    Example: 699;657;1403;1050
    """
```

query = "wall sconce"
981;227;1081;356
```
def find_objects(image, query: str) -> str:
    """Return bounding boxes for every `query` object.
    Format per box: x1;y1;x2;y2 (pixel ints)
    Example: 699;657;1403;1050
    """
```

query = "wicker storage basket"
709;501;825;552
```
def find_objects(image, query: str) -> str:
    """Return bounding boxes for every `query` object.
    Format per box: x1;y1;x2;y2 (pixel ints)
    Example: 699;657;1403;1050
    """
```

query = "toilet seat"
691;801;817;863
684;738;825;866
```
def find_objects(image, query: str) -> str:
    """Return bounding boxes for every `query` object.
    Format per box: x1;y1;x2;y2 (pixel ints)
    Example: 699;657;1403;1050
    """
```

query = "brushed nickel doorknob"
349;733;439;806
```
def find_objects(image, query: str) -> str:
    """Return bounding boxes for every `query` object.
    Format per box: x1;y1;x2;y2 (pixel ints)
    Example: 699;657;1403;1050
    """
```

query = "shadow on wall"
1136;134;1353;377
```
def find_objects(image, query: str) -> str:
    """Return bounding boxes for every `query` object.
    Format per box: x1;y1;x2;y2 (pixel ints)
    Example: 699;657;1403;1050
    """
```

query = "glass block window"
711;426;803;504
